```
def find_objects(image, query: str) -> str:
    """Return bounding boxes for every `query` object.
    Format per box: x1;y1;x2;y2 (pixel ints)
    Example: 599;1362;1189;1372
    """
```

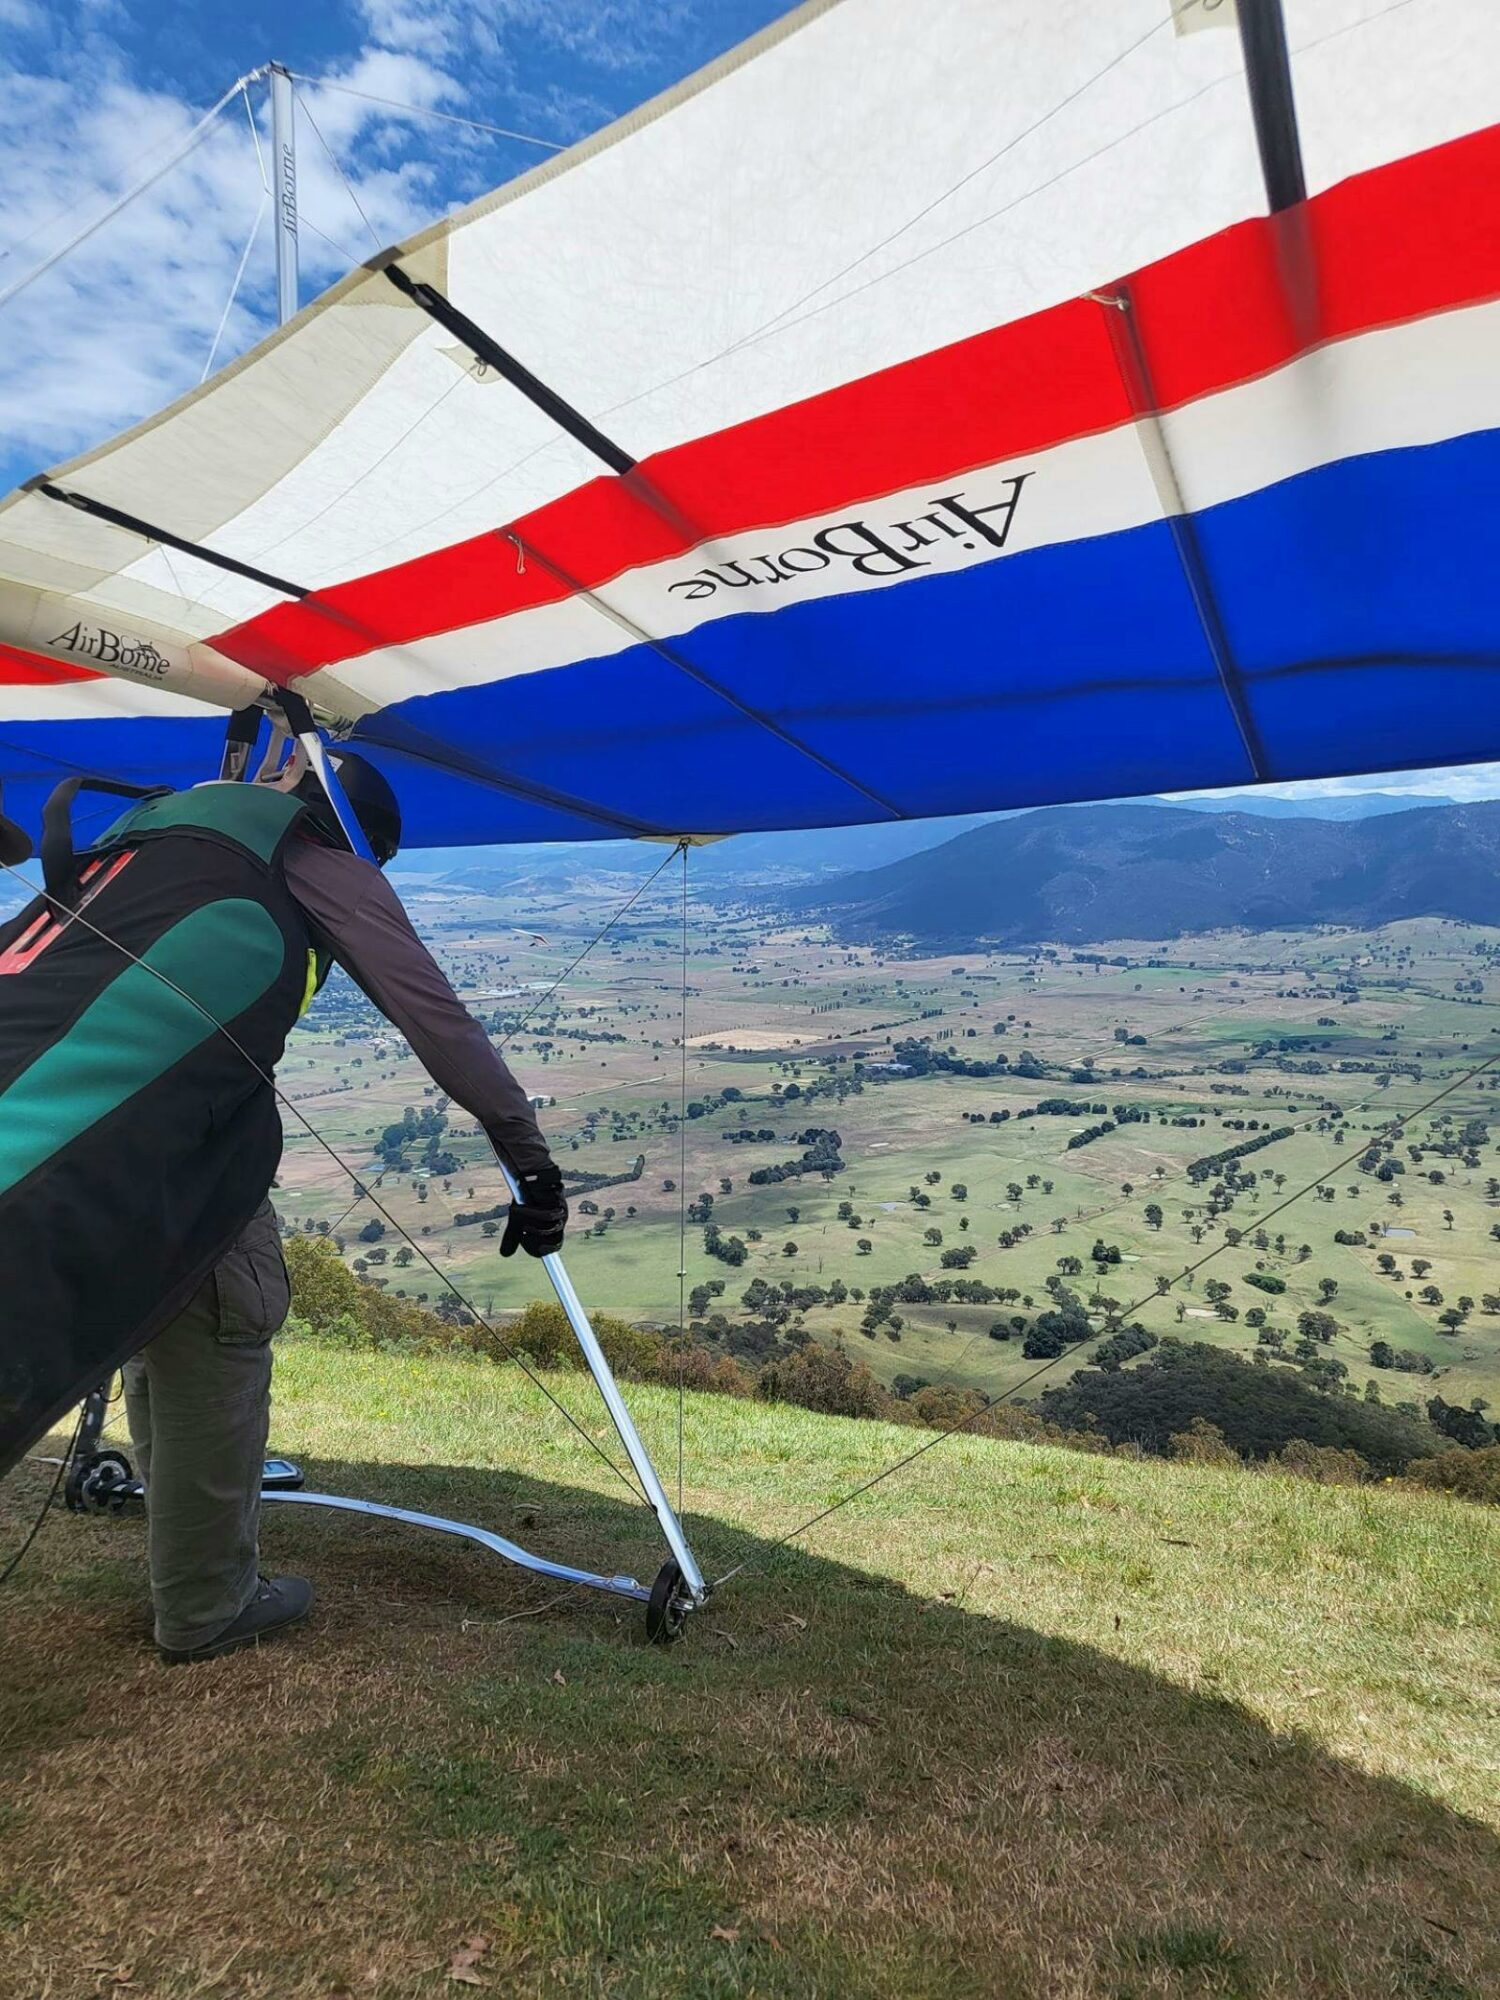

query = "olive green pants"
123;1201;291;1651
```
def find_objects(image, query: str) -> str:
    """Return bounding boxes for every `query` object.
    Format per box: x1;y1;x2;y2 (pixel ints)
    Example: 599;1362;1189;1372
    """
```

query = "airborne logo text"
48;622;171;679
665;475;1032;603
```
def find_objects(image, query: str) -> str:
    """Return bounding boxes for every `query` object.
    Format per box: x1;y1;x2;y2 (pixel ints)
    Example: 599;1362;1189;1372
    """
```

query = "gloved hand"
499;1161;568;1259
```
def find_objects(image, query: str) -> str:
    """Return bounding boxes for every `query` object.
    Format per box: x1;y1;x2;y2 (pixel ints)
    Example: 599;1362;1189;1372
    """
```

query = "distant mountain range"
1165;791;1457;823
392;791;1466;892
775;800;1500;945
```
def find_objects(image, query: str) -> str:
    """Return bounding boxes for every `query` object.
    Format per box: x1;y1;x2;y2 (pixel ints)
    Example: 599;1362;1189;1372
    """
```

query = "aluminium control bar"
495;1157;707;1604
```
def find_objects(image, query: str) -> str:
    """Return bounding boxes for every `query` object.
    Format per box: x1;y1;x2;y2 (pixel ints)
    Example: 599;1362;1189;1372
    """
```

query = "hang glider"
0;0;1496;850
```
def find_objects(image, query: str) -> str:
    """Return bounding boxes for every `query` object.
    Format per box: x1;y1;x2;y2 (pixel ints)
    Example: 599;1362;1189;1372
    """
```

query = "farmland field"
277;861;1500;1415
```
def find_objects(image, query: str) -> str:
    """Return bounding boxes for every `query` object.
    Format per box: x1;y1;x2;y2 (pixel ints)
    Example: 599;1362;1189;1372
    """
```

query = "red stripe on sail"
213;123;1500;683
0;644;104;686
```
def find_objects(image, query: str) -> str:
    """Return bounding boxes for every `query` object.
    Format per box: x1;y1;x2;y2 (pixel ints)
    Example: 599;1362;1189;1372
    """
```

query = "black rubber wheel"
645;1559;689;1646
84;1452;139;1514
67;1447;134;1514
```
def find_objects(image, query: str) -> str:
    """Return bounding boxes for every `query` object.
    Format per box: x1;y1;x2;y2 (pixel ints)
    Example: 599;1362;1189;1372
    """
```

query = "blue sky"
0;0;788;491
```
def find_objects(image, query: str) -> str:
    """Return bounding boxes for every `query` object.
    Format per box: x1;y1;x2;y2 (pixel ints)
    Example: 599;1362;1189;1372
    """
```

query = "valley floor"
279;905;1500;1420
4;1343;1498;1998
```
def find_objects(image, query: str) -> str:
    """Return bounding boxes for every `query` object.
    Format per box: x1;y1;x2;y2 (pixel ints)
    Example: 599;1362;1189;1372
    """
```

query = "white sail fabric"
0;0;1496;843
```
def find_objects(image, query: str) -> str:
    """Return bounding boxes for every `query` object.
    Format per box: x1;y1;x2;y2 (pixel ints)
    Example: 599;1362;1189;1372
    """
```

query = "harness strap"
40;776;165;907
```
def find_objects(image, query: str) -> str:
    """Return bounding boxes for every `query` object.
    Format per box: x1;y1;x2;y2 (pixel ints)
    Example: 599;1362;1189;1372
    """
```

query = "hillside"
781;799;1500;944
386;793;1463;900
1168;790;1457;822
5;1343;1497;1998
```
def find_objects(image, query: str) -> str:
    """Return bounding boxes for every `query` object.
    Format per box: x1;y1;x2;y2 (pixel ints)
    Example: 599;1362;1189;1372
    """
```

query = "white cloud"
478;0;696;74
356;0;467;60
0;0;746;487
0;39;483;477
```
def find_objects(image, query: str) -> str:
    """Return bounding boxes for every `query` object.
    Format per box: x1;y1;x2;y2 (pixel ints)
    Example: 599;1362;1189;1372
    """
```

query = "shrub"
1243;1272;1286;1295
285;1234;363;1332
1168;1418;1239;1466
1427;1396;1499;1450
1274;1439;1371;1485
1403;1446;1500;1506
1369;1340;1433;1375
757;1343;894;1421
908;1384;987;1430
1093;1324;1158;1373
650;1336;751;1395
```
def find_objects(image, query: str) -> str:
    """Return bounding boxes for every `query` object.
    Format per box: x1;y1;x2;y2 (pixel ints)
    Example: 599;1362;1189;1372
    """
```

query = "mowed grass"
3;1340;1499;1998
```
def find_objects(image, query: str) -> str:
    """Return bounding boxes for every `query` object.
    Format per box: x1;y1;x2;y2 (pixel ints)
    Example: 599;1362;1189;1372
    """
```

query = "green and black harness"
0;781;325;1476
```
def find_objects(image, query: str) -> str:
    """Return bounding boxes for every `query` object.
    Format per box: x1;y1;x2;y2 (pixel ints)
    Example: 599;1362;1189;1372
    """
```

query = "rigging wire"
494;845;682;1053
0;70;263;312
0;854;650;1510
283;72;566;153
201;192;268;382
308;840;681;1240
242;370;469;574
574;0;1422;446
242;81;271;193
294;85;385;255
731;10;1172;350
299;213;370;269
709;1038;1500;1590
698;0;1425;366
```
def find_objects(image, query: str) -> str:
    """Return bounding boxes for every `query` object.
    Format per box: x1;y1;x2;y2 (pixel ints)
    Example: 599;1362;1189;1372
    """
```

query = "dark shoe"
159;1575;314;1664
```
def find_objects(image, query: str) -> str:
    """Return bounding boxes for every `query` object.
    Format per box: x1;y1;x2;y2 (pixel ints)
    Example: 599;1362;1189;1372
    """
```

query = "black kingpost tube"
1237;0;1307;213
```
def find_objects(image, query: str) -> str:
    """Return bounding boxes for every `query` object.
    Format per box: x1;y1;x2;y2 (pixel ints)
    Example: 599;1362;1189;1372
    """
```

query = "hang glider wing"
1;0;1496;847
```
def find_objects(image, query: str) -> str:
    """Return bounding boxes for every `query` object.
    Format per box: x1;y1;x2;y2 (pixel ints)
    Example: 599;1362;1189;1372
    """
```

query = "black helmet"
297;750;401;864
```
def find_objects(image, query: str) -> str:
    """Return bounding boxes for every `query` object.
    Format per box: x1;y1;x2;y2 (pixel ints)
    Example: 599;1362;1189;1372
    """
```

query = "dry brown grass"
3;1346;1498;1998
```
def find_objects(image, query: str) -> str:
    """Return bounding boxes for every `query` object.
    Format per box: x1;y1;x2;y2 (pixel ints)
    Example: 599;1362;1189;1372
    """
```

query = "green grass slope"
4;1343;1498;1998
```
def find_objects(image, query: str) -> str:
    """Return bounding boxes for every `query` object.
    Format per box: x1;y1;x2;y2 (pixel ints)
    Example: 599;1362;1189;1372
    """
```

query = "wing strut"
381;262;904;820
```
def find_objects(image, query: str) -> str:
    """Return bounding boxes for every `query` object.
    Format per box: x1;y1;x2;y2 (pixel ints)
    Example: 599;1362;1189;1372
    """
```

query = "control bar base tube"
263;1490;652;1603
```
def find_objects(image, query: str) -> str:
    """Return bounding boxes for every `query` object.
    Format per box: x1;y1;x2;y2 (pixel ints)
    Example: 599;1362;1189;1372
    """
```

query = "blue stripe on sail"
370;426;1500;838
1;428;1496;848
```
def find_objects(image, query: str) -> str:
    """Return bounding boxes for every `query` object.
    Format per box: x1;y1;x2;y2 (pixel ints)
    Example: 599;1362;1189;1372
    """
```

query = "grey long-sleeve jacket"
282;836;553;1176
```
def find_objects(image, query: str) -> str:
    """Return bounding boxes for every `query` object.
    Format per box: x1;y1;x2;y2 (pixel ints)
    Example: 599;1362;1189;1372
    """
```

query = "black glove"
500;1162;568;1259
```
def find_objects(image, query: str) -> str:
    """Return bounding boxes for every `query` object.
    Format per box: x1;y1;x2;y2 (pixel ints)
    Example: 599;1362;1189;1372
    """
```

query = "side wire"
294;84;384;254
0;856;649;1508
496;845;681;1053
677;839;690;1515
711;1039;1500;1589
283;71;566;153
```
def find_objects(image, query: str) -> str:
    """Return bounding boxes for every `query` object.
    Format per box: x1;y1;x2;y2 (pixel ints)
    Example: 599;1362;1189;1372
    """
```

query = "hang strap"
0;782;32;867
40;776;165;907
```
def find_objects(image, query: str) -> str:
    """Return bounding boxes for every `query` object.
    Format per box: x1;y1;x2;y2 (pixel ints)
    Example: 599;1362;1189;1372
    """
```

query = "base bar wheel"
68;1449;141;1515
645;1559;691;1645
